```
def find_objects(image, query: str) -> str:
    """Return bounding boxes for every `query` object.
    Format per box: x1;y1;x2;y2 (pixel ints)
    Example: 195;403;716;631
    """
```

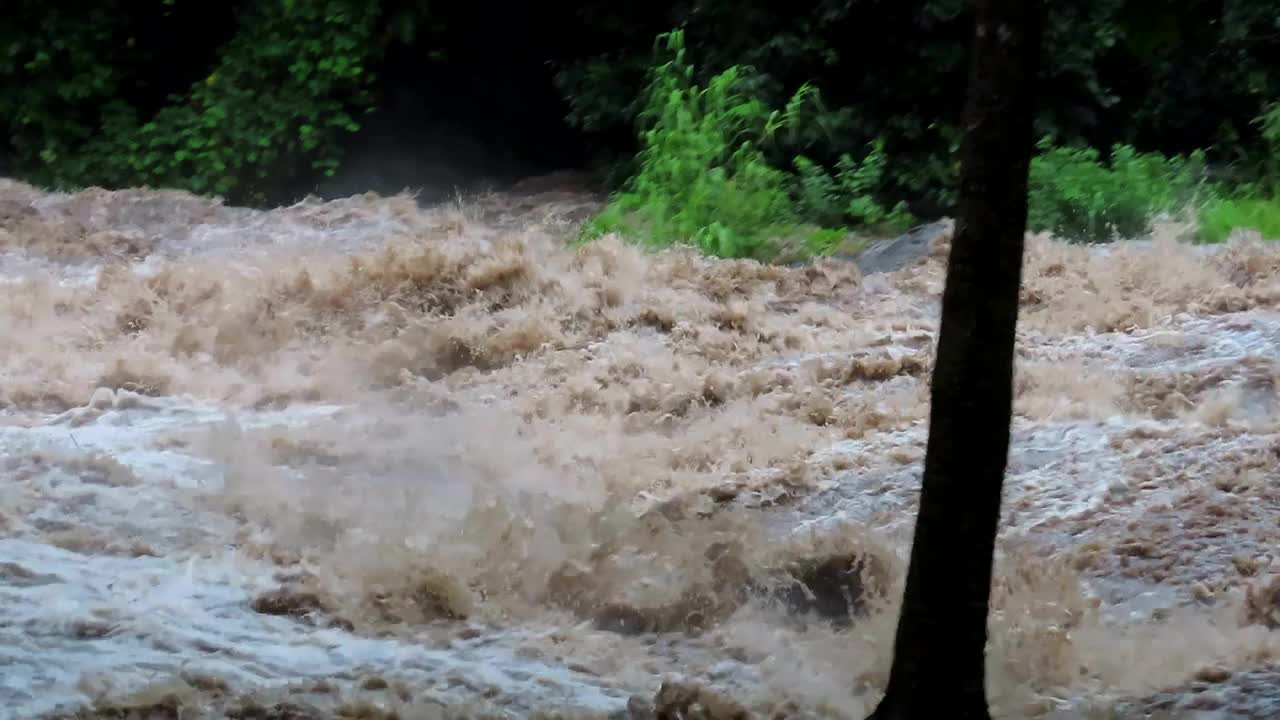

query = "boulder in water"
786;219;953;275
850;219;953;274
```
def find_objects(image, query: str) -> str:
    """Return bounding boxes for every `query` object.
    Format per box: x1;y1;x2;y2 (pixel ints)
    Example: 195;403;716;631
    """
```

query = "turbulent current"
1;177;1279;719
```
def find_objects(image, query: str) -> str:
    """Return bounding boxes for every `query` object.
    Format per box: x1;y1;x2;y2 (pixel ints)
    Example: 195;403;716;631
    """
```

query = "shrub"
1197;196;1280;243
1028;138;1207;242
585;31;910;260
581;32;799;259
794;141;912;233
2;0;382;204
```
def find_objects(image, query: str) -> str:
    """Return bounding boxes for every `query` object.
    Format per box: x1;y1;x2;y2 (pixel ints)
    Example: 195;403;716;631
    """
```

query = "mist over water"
2;175;1280;718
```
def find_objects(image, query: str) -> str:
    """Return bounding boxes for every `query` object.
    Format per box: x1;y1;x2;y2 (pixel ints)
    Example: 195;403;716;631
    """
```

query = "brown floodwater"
1;178;1278;719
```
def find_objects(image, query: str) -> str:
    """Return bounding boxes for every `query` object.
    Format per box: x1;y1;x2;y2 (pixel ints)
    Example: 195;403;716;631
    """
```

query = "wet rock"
250;587;353;631
652;681;752;720
68;619;114;640
1195;666;1234;683
784;220;951;275
851;220;953;275
593;604;661;636
252;588;326;619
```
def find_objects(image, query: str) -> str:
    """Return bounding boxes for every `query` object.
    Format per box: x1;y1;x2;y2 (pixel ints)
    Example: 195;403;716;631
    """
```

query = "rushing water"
1;177;1279;719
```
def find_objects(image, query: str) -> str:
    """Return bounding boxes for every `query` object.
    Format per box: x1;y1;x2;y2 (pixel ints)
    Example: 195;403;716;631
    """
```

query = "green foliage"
113;0;379;200
2;0;383;202
584;31;910;259
1197;197;1280;243
1027;138;1207;242
0;5;142;178
555;0;1278;217
800;227;851;255
583;31;797;259
794;142;912;231
1024;96;1280;245
1253;100;1280;192
1179;100;1280;244
5;0;1278;228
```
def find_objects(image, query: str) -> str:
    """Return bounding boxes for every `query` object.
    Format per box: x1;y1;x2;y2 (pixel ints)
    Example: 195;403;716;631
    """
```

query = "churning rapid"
1;176;1279;719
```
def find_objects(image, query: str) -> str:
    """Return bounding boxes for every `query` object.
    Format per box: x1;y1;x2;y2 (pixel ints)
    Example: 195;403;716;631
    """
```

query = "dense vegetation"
3;0;1279;255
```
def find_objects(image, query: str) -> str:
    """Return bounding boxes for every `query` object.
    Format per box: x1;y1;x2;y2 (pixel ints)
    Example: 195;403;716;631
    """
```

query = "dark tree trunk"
866;1;1043;719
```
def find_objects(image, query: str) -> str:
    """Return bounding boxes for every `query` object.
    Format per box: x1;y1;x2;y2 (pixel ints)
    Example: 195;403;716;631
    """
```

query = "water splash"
2;178;1280;718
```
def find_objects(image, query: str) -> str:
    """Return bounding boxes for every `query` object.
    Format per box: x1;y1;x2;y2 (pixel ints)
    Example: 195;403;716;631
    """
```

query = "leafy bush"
1197;197;1280;243
1027;138;1207;242
794;141;912;232
585;31;909;259
2;0;383;203
1;4;154;181
582;32;798;259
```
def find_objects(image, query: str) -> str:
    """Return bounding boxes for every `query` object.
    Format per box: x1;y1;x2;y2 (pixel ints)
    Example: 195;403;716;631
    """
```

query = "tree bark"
866;1;1043;719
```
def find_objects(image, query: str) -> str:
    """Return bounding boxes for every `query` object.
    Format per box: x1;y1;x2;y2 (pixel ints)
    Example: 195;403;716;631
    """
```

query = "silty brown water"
1;177;1279;718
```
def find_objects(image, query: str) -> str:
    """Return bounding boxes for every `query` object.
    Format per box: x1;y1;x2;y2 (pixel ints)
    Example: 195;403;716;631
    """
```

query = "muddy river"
1;178;1278;718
